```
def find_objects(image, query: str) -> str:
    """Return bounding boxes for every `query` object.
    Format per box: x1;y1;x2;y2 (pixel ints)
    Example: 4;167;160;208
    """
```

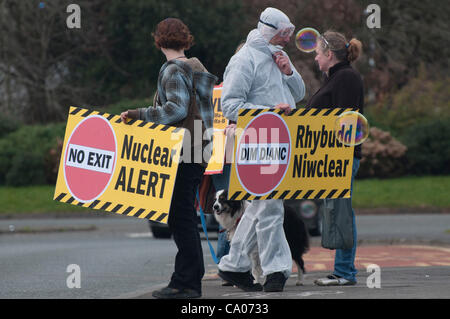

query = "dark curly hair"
152;18;194;51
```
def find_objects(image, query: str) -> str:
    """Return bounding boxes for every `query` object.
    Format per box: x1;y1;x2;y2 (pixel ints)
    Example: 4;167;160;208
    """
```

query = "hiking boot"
218;270;263;292
263;272;287;292
152;286;201;299
314;274;356;286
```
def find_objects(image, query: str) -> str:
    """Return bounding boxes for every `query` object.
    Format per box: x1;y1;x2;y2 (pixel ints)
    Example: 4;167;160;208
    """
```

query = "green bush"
0;123;66;186
364;68;450;176
402;117;450;175
366;68;450;138
0;115;19;138
0;98;158;187
358;127;408;179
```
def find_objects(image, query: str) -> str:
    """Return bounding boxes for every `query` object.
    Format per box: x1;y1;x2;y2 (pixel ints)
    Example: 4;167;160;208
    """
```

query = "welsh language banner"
228;108;358;200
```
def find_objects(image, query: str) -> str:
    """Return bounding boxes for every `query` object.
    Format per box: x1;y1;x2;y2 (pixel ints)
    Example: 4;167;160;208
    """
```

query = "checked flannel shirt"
138;58;216;134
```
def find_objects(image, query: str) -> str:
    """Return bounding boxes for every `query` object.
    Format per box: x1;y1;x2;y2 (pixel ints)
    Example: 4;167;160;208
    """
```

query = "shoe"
152;286;201;299
263;272;287;292
218;270;263;292
221;280;233;287
314;274;356;286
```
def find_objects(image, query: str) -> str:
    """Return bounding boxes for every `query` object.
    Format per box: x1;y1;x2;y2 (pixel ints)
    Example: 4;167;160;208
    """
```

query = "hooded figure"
258;7;295;44
218;8;306;292
221;7;305;122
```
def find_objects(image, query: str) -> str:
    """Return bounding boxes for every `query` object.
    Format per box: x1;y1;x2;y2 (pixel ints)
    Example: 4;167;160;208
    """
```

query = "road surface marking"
125;232;152;238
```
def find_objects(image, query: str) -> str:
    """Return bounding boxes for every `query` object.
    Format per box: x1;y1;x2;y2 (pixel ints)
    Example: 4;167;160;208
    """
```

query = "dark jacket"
307;61;364;159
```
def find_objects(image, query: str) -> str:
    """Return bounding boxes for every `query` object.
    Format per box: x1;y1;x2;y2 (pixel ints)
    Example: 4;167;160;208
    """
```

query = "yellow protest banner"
205;84;228;174
53;107;184;223
228;108;358;200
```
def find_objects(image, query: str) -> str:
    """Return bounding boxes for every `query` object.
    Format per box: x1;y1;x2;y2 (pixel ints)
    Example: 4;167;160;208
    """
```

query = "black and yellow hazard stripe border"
54;192;168;222
68;106;183;134
228;188;350;201
237;107;359;117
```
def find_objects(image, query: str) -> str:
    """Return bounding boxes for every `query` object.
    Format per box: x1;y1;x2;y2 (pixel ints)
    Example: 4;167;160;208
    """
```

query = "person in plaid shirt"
121;18;217;299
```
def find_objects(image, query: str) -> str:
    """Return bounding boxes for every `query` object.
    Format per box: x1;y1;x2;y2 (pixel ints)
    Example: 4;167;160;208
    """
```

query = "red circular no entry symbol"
235;112;291;196
64;115;117;203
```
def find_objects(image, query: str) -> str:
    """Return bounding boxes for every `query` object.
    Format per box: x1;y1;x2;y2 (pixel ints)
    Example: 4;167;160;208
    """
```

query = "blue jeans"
217;226;230;261
333;158;360;282
211;164;231;261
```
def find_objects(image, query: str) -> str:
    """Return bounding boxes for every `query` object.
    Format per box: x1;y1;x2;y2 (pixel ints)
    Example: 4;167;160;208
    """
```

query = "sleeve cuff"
127;109;140;120
282;71;294;80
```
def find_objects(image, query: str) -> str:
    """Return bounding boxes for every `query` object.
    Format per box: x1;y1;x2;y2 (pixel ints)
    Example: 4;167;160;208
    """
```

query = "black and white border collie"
213;190;250;241
213;189;310;286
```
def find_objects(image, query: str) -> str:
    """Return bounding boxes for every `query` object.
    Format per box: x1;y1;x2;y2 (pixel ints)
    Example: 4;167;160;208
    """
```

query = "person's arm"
282;56;306;103
138;67;190;125
273;51;306;103
221;56;259;122
283;68;306;103
121;66;190;125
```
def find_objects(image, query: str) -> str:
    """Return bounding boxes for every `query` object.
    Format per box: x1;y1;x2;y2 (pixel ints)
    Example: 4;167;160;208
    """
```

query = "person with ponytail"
307;31;364;286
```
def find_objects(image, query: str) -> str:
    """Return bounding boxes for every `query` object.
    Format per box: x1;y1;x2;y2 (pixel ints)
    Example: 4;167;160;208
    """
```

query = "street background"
1;213;449;299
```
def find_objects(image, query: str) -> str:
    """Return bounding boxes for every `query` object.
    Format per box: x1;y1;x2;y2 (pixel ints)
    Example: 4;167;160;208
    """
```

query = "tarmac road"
0;213;449;299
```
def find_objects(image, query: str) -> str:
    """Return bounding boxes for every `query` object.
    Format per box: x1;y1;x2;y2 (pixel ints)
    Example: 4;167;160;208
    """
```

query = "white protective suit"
218;8;306;279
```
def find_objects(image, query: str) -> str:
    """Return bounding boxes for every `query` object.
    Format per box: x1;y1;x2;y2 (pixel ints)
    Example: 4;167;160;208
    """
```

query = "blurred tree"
1;0;448;124
367;64;450;137
79;0;245;105
239;0;450;103
358;0;450;99
0;0;102;123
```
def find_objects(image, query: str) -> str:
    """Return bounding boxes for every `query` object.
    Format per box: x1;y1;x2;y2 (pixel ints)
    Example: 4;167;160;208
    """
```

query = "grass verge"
1;176;449;217
1;185;89;216
353;175;450;210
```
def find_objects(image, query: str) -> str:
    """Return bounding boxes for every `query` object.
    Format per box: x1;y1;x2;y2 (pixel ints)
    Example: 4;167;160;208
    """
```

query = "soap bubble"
335;111;369;146
300;200;318;219
295;27;320;53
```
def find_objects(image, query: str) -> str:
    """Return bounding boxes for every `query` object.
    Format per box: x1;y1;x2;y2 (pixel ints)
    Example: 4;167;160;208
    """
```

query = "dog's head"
213;190;243;217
